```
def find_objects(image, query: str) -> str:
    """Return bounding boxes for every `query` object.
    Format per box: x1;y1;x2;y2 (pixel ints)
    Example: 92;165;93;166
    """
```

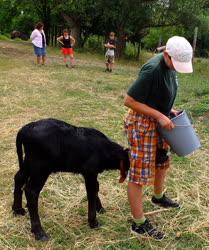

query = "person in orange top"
57;29;76;68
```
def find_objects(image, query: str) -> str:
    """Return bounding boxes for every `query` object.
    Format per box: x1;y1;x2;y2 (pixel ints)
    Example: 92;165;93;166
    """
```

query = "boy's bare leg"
105;62;109;71
154;167;168;195
70;55;75;67
64;55;67;65
109;63;113;72
128;182;144;219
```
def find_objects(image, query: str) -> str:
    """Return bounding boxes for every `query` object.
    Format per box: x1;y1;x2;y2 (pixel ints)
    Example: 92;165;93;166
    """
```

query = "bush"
85;35;105;53
11;14;36;36
124;42;138;59
0;34;10;40
142;26;185;49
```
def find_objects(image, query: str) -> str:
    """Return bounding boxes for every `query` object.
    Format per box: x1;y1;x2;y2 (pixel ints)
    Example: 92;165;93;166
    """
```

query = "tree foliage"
0;0;209;56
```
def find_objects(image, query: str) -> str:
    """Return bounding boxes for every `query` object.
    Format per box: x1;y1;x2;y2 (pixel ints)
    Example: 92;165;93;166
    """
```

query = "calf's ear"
119;160;127;183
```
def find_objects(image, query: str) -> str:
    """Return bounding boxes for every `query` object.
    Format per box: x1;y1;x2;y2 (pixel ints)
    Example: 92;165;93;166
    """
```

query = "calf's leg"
84;175;100;228
25;173;49;241
95;180;105;214
12;167;28;215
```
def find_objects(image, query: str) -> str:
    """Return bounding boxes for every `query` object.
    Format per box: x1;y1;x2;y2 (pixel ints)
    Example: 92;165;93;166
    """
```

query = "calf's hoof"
34;231;49;241
97;207;106;214
89;220;100;229
13;207;26;216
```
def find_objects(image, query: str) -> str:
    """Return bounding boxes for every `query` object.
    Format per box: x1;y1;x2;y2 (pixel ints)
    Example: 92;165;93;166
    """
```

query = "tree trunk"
42;0;51;45
61;13;82;47
136;42;141;60
193;27;198;57
80;34;89;48
72;26;81;47
116;34;126;58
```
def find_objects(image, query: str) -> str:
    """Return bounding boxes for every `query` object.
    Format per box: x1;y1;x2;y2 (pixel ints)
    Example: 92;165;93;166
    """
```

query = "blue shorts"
33;45;46;56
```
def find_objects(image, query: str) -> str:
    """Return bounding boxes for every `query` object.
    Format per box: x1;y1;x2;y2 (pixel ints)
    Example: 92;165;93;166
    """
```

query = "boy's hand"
105;43;115;49
171;108;179;117
158;115;175;130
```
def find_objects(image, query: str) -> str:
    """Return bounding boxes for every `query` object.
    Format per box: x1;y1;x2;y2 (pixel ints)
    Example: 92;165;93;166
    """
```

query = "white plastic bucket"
158;111;201;156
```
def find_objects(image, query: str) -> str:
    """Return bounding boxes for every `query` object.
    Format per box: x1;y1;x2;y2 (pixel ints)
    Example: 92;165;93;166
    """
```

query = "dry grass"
0;40;209;250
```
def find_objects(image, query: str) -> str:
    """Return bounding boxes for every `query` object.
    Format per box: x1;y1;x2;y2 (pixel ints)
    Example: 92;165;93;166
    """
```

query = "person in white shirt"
30;22;46;65
104;32;116;72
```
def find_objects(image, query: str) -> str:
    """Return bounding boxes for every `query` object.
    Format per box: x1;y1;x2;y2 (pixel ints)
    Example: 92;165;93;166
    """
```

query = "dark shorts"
105;55;115;64
33;45;46;57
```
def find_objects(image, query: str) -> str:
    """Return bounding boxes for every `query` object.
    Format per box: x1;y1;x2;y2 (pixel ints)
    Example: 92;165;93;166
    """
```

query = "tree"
1;0;209;57
0;0;18;33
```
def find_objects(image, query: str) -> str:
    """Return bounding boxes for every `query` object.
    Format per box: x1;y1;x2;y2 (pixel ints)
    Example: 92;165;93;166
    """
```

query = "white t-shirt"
30;29;46;48
106;49;114;57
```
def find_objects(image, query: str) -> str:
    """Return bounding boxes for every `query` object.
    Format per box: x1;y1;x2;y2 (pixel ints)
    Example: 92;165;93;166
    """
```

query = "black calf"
12;118;129;241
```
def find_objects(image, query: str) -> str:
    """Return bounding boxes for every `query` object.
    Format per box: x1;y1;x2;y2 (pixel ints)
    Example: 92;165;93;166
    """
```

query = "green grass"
0;40;209;250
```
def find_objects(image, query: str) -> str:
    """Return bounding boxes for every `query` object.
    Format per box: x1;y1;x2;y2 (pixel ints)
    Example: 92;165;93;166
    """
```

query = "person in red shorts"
57;29;76;68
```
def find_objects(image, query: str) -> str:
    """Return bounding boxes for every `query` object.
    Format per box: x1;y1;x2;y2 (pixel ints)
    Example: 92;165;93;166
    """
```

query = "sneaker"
105;68;109;72
152;194;180;208
66;64;69;68
131;220;165;241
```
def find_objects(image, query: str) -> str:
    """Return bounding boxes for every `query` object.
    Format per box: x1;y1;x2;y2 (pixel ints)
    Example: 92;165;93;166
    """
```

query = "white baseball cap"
166;36;193;73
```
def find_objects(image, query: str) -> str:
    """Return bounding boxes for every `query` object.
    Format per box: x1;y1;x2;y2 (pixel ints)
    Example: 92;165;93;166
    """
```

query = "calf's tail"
16;129;24;169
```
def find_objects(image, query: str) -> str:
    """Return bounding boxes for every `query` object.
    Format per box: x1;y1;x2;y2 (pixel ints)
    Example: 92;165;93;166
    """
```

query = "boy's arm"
57;36;64;45
124;95;174;130
104;42;115;49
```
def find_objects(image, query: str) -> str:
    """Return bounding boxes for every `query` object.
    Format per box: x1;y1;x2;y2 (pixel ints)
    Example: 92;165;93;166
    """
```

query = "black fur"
12;118;129;241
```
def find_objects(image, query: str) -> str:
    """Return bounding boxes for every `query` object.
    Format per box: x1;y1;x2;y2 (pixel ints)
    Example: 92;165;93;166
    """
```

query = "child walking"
104;32;116;72
57;29;75;68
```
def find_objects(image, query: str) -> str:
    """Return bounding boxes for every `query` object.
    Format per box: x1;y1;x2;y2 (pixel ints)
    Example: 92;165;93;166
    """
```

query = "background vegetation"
1;0;209;57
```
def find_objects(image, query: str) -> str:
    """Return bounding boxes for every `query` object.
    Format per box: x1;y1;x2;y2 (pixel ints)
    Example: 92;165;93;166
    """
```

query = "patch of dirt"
0;41;30;56
0;46;26;56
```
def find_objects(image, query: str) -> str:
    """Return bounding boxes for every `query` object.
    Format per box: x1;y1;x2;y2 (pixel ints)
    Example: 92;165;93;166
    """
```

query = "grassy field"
0;40;209;250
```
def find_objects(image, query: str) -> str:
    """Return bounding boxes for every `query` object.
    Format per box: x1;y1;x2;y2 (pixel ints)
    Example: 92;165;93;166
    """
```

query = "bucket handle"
175;124;191;128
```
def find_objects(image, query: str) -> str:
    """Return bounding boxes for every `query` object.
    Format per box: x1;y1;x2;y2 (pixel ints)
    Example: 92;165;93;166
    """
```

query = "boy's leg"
109;63;113;72
152;165;180;208
125;115;165;240
63;55;68;66
154;167;168;195
128;181;165;240
109;57;114;72
152;143;180;208
128;182;144;219
105;62;109;71
70;55;75;67
105;56;110;71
